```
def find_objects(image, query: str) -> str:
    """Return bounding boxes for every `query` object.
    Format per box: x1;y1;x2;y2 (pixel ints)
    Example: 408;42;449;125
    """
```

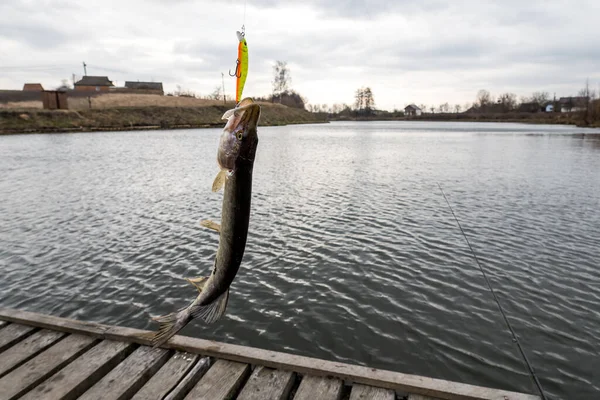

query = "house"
23;83;44;91
124;81;164;95
404;104;422;116
74;76;114;92
544;102;554;113
558;96;588;113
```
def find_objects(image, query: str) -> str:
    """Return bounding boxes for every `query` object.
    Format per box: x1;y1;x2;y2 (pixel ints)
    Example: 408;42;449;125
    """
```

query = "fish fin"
212;170;227;192
185;276;208;292
200;219;221;233
150;307;189;348
190;289;229;324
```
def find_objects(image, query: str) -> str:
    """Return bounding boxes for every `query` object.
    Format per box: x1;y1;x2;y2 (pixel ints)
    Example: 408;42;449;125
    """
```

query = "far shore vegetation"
2;61;599;134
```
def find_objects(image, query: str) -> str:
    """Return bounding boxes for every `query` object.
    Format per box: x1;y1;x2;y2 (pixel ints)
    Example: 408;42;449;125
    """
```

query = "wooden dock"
0;307;539;400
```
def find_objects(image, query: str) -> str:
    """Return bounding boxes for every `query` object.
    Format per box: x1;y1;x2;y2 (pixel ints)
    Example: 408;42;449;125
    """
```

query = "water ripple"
1;122;600;399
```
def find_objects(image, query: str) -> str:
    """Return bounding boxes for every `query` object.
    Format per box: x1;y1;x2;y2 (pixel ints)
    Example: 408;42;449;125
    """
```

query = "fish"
235;31;248;103
212;97;255;192
150;98;261;348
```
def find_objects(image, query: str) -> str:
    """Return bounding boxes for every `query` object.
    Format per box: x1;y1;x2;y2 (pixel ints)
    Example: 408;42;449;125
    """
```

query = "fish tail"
150;289;230;347
150;307;191;348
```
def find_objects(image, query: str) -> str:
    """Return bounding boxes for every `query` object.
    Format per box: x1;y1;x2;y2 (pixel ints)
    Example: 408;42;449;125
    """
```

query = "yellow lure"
235;31;248;103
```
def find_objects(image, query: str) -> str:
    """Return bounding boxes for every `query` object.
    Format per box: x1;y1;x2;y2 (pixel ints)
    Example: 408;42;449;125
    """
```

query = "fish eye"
236;131;243;140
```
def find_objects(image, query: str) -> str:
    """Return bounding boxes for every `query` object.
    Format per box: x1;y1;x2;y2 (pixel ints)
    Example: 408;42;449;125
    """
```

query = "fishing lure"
229;30;248;103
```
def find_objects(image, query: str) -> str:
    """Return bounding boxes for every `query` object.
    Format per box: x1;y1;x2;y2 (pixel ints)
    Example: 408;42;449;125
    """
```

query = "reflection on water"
1;121;600;399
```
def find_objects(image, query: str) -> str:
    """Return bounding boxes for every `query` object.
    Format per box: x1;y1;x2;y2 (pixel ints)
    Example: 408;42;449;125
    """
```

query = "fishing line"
437;183;548;400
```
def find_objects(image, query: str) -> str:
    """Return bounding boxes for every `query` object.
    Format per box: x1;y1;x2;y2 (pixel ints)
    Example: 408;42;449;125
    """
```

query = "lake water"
1;121;600;399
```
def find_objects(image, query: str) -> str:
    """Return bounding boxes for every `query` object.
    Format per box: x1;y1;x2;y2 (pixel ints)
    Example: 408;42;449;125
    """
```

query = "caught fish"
151;98;261;347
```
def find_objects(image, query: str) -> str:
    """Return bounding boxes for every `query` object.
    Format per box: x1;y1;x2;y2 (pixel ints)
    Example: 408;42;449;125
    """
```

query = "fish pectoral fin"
212;170;227;192
190;289;229;324
185;276;209;292
200;220;221;233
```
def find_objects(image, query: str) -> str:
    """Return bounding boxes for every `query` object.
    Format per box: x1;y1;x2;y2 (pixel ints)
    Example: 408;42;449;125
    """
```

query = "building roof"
23;83;44;91
74;76;113;87
404;104;421;111
124;81;163;90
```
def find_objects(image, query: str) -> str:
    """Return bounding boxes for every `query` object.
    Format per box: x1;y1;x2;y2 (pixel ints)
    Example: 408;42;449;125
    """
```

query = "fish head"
217;98;260;170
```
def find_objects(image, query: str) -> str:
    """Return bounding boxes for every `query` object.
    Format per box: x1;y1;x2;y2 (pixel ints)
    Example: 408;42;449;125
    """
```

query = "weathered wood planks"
131;352;205;400
78;345;170;400
20;340;135;400
0;323;36;352
0;321;7;329
294;375;344;400
184;359;250;400
0;308;541;400
0;334;95;400
237;366;295;400
409;395;444;400
350;383;396;400
163;357;212;400
0;329;65;378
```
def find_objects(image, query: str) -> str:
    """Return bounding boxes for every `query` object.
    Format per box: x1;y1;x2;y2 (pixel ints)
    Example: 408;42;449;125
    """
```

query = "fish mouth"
237;103;261;134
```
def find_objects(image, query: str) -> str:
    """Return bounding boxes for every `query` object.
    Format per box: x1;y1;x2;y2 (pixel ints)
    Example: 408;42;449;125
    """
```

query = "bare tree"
430;106;435;114
272;61;291;101
578;79;596;125
363;87;375;111
209;85;222;100
498;92;518;111
530;91;550;105
419;104;427;112
454;104;461;113
476;89;492;108
354;87;375;114
355;88;365;110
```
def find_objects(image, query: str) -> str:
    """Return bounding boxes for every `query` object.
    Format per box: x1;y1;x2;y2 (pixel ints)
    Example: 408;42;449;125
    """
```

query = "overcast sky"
1;0;599;110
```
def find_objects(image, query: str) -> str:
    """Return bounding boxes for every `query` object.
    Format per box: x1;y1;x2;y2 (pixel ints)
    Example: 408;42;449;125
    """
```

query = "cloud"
0;0;598;108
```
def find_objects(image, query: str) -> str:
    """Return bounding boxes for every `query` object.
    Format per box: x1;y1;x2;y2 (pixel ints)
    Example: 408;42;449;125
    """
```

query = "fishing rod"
437;183;548;400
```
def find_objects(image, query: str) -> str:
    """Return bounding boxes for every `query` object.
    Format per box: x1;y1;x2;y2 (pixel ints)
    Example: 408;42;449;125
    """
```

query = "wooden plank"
350;384;395;400
294;375;343;400
409;395;443;400
0;323;36;352
237;366;295;400
0;329;65;378
0;321;7;329
0;307;540;400
163;357;212;400
79;345;170;400
131;352;200;400
0;334;95;400
184;359;250;400
20;340;135;400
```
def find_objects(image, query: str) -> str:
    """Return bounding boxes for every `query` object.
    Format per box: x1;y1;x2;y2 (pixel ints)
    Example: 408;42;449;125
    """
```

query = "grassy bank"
0;102;327;134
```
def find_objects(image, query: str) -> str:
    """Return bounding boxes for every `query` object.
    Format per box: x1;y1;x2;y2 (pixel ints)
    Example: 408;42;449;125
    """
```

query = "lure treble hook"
229;59;241;78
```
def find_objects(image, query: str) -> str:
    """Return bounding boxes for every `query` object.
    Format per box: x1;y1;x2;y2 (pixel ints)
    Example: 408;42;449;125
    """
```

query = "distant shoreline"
3;106;599;135
0;104;328;135
329;113;600;128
